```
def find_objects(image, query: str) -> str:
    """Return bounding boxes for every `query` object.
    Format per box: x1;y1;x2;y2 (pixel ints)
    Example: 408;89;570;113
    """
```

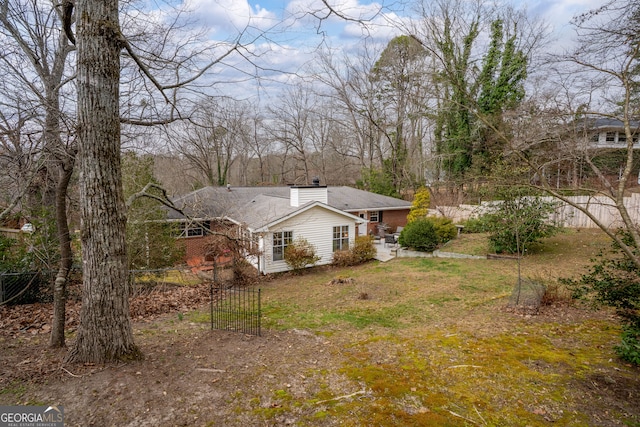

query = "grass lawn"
1;228;637;426
252;228;636;426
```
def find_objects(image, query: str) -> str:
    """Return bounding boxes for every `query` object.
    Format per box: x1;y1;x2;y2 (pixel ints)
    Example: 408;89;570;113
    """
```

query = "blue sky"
170;0;610;100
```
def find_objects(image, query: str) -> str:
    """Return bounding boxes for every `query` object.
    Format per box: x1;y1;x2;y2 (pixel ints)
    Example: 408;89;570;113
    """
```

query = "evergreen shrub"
398;218;439;252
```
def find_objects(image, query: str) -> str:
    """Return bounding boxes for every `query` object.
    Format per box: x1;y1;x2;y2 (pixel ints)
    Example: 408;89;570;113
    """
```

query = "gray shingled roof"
591;118;640;129
167;186;411;230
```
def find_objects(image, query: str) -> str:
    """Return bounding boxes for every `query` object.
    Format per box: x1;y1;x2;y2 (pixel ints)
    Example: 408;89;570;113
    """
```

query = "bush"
407;187;431;223
398;218;439;252
427;216;457;244
0;235;33;272
284;237;321;274
563;229;640;365
462;216;493;233
616;325;640;365
332;236;376;267
478;194;560;254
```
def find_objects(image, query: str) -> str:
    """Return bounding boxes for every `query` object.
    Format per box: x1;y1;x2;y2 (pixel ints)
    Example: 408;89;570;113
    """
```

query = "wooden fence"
433;193;640;228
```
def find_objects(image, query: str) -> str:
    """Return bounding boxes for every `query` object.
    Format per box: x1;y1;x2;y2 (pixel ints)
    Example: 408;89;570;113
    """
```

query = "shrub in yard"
481;191;560;254
284;237;321;274
332;236;376;267
617;325;640;365
232;259;258;286
427;216;457;244
562;229;640;365
462;216;493;233
352;235;376;262
398;218;439;252
540;282;573;306
407;187;431;223
331;250;354;267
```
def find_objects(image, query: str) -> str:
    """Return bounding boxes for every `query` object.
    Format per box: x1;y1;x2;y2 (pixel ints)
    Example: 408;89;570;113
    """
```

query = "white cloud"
527;0;608;34
160;0;613;101
182;0;279;35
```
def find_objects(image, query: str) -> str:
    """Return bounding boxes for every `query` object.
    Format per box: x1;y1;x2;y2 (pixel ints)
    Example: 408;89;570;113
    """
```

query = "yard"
0;228;638;426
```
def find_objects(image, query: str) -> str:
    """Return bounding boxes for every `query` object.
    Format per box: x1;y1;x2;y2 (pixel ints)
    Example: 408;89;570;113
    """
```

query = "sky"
163;0;611;101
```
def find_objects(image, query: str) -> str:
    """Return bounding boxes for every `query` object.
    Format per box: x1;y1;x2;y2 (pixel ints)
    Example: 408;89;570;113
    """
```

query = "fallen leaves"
0;282;211;337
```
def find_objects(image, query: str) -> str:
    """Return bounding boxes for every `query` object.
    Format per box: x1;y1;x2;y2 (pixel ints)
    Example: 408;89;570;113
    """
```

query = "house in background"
587;118;640;149
167;180;411;274
539;118;640;189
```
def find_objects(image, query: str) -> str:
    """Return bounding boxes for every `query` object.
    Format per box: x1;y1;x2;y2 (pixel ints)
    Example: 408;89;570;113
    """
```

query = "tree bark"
67;0;141;363
49;159;74;348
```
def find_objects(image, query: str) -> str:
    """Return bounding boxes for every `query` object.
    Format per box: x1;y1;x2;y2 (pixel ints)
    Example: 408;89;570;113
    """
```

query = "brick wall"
359;209;409;235
380;209;409;233
179;236;212;269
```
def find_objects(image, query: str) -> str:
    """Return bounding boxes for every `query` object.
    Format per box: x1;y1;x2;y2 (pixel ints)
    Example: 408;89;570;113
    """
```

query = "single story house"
166;180;412;274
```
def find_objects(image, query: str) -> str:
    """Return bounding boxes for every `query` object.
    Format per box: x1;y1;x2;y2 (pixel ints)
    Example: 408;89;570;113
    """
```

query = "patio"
374;240;397;262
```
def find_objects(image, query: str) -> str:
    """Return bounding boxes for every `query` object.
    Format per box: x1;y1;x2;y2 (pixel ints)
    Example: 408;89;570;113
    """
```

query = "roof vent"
312;177;320;186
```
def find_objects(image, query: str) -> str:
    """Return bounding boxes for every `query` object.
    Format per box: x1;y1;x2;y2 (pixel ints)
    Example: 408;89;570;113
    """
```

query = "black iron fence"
0;271;41;305
210;286;261;336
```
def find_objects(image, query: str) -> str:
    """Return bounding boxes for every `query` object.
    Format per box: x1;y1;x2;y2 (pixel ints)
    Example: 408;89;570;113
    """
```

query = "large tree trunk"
67;0;141;363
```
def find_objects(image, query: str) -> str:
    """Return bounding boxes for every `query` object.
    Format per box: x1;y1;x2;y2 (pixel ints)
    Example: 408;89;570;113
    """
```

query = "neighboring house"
167;180;411;274
586;118;640;149
540;118;640;189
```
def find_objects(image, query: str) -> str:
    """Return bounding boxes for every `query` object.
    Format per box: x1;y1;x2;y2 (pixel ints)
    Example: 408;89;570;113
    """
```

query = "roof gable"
253;201;365;232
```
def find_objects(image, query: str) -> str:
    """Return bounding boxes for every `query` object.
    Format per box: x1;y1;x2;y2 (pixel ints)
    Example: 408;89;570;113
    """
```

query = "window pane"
273;231;292;261
333;226;349;252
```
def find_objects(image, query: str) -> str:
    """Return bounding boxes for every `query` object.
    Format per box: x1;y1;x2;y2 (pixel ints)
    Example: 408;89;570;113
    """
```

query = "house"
166;180;412;274
585;118;640;149
537;118;640;189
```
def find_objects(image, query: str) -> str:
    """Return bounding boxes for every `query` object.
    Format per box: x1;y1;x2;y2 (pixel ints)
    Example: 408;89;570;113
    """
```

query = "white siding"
261;206;356;274
592;131;640;149
290;187;328;207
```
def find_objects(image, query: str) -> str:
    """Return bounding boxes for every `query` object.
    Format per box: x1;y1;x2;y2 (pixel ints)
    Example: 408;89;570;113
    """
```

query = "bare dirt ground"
0;284;355;427
2;284;639;426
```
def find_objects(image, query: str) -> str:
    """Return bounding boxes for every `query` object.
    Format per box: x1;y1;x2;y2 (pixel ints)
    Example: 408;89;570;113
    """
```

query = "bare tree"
494;1;640;269
0;101;43;221
169;98;251;187
1;0;77;347
316;45;388;172
64;0;142;363
268;85;317;184
238;108;270;185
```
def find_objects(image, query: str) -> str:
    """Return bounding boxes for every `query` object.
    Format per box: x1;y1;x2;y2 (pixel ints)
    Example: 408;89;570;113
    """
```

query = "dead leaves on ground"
0;283;211;338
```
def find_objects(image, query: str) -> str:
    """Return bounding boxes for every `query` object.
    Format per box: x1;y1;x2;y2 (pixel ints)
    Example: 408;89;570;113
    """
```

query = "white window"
369;211;381;222
333;226;349;252
179;221;210;238
606;132;615;143
273;231;293;261
618;132;627;143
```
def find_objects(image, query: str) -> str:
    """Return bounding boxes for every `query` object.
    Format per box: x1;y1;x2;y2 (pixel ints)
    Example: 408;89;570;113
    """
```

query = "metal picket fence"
0;271;41;305
210;286;261;336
